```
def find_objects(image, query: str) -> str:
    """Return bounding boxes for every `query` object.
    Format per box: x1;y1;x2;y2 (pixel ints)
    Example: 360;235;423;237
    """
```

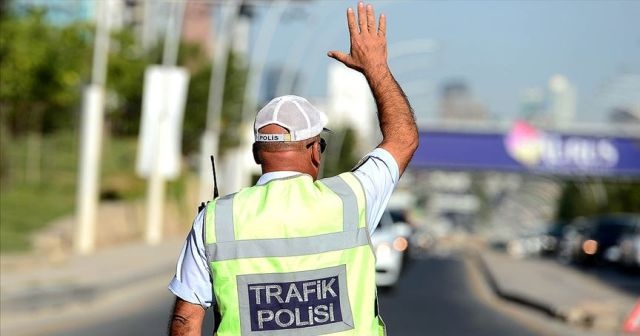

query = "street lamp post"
199;1;241;203
223;0;290;194
75;0;112;255
144;0;186;245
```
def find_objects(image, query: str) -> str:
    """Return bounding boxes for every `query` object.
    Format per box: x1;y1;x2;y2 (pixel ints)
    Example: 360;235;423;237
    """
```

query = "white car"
371;211;409;288
616;233;640;270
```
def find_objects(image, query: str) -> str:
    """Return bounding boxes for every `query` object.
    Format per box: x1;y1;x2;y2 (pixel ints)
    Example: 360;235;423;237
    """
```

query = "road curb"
469;252;572;323
466;247;637;335
1;261;174;315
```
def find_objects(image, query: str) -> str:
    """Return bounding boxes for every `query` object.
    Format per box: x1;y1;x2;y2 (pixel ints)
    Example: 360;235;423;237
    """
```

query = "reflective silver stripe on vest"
320;176;359;232
206;175;364;262
207;227;370;261
215;194;236;242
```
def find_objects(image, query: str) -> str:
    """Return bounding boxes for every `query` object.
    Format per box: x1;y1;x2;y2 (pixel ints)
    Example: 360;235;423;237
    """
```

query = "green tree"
181;50;249;155
106;30;213;139
321;127;359;178
0;8;92;135
181;63;211;153
219;52;249;154
555;181;599;221
0;8;92;184
104;29;153;136
604;181;640;213
555;180;640;221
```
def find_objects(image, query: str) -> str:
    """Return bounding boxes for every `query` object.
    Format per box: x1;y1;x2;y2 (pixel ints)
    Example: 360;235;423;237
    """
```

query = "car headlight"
393;237;408;252
376;242;392;257
582;239;598;255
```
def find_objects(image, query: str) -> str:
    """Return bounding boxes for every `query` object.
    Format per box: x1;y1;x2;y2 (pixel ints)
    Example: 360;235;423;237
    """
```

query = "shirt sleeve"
168;209;216;309
351;148;400;235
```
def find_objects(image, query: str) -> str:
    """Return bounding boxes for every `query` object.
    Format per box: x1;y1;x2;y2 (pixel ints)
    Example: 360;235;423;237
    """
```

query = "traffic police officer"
168;2;419;335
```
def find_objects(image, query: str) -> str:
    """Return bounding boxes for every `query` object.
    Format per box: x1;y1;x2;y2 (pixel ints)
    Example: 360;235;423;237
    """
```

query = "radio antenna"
211;155;219;199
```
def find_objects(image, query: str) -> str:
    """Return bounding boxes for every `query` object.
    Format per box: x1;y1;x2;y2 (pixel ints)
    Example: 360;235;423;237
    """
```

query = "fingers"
357;2;366;33
366;4;375;33
327;51;350;65
355;2;379;34
346;7;357;37
378;13;386;36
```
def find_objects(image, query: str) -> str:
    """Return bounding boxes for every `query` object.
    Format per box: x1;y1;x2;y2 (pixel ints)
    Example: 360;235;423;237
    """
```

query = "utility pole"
144;0;187;245
75;0;111;254
222;1;289;194
199;1;241;202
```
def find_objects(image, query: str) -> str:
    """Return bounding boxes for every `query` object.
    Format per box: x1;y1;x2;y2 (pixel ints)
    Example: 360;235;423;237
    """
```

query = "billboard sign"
411;121;640;177
136;66;189;180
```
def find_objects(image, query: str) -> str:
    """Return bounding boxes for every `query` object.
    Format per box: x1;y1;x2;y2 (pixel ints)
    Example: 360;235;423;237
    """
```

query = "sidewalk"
475;247;639;334
0;238;184;334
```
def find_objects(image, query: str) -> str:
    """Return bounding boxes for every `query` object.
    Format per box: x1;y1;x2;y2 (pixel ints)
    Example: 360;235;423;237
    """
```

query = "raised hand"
327;2;418;176
327;2;388;76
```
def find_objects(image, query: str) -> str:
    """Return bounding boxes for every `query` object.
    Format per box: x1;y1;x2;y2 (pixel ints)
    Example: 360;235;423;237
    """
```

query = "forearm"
168;298;205;336
365;65;419;174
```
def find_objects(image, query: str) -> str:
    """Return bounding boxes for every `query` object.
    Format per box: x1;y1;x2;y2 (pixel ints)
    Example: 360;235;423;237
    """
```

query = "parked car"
505;223;565;258
388;208;413;238
558;214;640;266
539;222;566;257
506;234;543;258
556;218;592;264
371;210;409;288
608;225;640;270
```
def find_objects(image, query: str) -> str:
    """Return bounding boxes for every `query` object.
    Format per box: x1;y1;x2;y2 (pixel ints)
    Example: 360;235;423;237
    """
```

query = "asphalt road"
377;254;537;336
51;253;538;336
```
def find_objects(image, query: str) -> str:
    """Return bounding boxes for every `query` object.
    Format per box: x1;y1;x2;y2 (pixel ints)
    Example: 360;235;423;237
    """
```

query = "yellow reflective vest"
204;172;385;335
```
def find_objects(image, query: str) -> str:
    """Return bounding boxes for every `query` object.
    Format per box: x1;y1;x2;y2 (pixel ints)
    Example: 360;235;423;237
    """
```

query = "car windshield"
593;222;634;244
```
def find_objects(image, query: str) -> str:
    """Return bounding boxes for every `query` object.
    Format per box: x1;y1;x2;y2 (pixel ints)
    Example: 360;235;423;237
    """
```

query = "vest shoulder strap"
319;173;363;232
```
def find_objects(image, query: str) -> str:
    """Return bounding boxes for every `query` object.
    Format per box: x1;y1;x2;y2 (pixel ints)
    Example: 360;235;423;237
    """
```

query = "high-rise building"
182;1;213;56
438;80;488;121
596;73;640;124
519;87;550;125
547;74;576;127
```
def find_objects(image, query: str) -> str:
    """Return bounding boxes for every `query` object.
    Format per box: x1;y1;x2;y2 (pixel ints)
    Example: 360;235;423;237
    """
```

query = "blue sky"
247;0;640;123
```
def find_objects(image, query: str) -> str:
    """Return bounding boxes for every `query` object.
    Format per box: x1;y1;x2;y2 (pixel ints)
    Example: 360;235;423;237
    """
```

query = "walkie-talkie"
197;155;219;213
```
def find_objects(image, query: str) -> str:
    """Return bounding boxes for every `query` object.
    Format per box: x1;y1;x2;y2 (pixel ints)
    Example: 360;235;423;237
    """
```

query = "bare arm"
328;2;419;176
168;297;205;336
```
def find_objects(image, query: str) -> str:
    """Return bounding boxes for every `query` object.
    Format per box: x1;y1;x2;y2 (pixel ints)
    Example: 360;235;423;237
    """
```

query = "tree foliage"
0;8;92;134
0;5;248;155
555;180;640;221
103;29;154;136
181;51;248;155
321;127;359;178
219;52;249;153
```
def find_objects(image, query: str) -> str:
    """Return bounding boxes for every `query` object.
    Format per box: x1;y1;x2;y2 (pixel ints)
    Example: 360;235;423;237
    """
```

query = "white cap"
254;95;329;142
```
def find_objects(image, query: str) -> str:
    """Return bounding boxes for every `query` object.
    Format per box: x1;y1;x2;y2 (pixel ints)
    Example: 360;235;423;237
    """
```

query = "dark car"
562;214;640;266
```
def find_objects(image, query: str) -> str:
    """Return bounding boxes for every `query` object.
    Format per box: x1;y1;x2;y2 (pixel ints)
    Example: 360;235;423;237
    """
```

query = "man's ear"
311;142;321;168
252;143;262;164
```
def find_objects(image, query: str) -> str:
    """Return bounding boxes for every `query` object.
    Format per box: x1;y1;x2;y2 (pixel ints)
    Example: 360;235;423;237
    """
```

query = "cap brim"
321;127;333;134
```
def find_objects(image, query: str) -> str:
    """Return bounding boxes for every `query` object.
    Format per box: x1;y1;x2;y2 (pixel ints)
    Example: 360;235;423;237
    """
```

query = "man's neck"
256;171;311;185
